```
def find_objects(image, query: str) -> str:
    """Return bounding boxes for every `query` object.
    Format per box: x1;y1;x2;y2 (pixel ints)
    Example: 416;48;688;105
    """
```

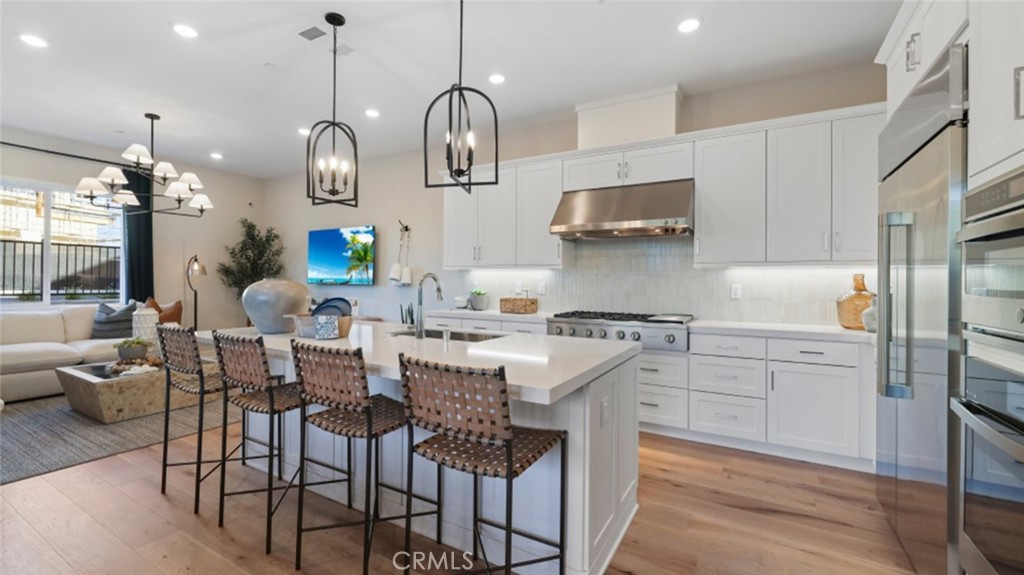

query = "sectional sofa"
0;305;122;402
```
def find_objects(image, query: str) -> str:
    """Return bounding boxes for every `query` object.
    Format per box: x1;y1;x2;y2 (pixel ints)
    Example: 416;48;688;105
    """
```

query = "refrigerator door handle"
878;211;915;398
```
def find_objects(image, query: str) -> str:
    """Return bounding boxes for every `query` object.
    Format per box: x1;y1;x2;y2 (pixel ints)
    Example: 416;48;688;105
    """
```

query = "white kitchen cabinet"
694;132;767;264
832;113;885;261
767;122;833;262
425;317;462;330
690;355;767;399
442;168;516;269
516;161;566;267
500;321;546;335
638;384;688;428
562;142;694;191
689;391;766;442
637;352;688;390
767;361;860;457
967;0;1024;190
462;318;503;332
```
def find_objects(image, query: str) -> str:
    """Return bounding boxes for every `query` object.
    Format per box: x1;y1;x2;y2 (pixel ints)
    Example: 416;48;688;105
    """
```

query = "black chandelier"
423;0;498;194
306;12;359;207
75;113;213;218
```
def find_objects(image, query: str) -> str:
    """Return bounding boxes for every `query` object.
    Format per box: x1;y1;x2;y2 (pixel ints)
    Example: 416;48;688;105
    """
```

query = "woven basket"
499;297;539;314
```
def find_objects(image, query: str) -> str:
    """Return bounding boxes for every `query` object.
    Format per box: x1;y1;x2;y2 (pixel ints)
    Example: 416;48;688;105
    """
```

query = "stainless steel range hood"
549;179;694;239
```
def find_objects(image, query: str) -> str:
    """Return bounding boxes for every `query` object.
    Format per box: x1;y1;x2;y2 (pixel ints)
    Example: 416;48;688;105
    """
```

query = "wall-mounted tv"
307;225;375;286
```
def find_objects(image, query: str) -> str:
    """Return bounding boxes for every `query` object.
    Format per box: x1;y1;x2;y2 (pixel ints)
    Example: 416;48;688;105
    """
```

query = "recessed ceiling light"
365;109;380;119
488;73;506;85
677;18;702;33
210;152;223;160
173;24;198;38
298;128;311;136
20;34;47;48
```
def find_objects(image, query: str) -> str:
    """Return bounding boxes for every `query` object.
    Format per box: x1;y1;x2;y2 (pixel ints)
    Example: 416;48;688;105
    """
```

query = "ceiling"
1;1;899;179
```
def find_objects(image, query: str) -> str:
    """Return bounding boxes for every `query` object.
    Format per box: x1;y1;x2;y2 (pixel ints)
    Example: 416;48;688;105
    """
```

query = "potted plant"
113;337;151;361
216;218;286;298
469;288;489;311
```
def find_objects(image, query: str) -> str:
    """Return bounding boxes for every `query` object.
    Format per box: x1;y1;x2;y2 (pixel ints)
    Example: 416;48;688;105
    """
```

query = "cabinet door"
425;317;462;329
832;114;884;262
767;361;859;457
885;6;926;118
562;152;623;191
694;132;767;263
475;168;517;266
623;142;694;185
766;122;832;262
968;0;1024;186
516;162;564;266
442;185;478;268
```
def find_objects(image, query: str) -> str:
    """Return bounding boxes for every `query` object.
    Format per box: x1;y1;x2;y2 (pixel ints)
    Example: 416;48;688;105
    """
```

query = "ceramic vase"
469;294;490;311
117;344;148;361
836;274;875;330
242;278;310;334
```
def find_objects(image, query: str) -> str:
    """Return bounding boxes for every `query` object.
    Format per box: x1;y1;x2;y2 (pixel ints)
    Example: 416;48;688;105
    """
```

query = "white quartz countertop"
688;320;875;344
196;321;639;405
425;309;552;323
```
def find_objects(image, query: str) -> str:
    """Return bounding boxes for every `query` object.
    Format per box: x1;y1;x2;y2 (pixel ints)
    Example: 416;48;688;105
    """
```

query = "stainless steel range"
546;311;693;352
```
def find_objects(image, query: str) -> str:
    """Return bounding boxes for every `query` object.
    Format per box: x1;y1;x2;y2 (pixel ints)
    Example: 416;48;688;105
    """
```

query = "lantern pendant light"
306;12;359;207
423;0;498;194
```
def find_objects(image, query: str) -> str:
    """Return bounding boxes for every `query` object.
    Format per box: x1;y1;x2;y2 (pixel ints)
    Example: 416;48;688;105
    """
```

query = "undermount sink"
390;328;508;343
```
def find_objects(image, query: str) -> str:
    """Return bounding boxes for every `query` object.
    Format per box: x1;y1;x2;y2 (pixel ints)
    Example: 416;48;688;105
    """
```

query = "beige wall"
0;126;265;329
678;61;886;132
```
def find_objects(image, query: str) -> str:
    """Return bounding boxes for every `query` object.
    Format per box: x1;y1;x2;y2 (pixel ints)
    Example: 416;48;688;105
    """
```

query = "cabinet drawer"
425;317;462;329
768;339;859;368
501;321;546;335
463;319;504;332
690;356;766;399
689;391;765;442
637;353;688;388
691;334;766;359
638;384;688;428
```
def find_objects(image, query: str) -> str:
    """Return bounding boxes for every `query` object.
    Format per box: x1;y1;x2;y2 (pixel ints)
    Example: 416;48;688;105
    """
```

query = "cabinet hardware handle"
557;242;561;260
771;371;775;392
472;326;488;330
515;330;532;334
715;373;739;380
799;350;826;355
910;33;921;66
694;238;700;256
640;402;660;408
1015;66;1023;120
477;246;482;261
823;231;830;253
1014;406;1024;411
617;162;622;180
716;345;739;350
436;323;450;327
833;231;840;253
639;367;660;373
624;161;630;179
714;412;739;420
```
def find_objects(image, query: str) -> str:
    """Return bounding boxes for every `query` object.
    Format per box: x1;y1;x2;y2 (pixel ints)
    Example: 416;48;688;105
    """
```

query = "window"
0;183;124;305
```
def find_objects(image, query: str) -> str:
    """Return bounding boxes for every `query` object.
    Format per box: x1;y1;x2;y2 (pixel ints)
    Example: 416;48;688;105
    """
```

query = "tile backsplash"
457;238;879;326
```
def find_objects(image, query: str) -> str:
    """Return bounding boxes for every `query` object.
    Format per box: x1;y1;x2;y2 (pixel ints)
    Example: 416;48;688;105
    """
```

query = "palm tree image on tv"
307;225;375;285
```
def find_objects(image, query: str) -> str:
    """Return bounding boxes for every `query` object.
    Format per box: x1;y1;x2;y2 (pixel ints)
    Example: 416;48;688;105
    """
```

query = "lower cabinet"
689;391;766;442
638;384;688;428
766;361;860;457
425;317;461;329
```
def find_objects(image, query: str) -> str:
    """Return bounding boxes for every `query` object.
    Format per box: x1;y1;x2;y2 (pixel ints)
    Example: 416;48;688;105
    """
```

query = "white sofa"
0;305;123;402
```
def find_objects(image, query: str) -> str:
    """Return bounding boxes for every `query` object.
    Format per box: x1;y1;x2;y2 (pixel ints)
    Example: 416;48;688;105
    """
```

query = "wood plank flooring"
0;425;916;574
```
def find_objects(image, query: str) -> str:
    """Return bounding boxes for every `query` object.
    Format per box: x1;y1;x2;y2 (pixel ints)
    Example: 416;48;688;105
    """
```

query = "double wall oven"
954;168;1024;575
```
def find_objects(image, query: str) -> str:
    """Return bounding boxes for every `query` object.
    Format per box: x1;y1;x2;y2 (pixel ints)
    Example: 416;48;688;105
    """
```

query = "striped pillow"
91;302;137;339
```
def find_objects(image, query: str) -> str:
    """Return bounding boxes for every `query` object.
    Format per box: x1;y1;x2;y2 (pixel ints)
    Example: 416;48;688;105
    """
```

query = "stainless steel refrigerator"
876;44;966;575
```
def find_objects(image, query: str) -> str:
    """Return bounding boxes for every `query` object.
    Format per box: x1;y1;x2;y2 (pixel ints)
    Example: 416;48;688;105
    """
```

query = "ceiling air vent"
299;26;326;41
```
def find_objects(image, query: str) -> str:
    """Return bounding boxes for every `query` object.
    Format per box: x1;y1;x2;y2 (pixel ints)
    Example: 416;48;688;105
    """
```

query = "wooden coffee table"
55;361;222;424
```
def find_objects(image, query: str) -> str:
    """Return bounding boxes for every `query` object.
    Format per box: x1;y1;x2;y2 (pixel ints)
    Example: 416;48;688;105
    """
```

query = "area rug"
0;395;241;485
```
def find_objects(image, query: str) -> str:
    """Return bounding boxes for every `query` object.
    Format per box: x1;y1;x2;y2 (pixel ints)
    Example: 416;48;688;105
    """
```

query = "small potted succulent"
469;288;489;311
114;337;152;361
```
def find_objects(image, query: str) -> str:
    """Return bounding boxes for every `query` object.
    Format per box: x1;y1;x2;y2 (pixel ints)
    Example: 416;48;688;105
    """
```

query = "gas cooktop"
547;311;694;351
551;311;694;325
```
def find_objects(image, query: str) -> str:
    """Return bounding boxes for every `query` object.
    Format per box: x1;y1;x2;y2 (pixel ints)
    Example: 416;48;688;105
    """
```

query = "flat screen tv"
307;225;375;286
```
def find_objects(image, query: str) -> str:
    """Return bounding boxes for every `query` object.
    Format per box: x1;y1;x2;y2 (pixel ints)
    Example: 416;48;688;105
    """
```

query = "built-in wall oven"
955;169;1024;575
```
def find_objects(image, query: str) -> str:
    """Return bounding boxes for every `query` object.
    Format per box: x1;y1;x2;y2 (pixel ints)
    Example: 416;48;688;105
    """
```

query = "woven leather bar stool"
292;342;440;573
399;354;568;575
212;330;303;554
157;325;225;515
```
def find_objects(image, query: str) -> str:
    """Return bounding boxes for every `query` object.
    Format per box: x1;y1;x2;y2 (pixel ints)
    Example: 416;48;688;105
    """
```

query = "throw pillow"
143;297;184;324
91;301;137;339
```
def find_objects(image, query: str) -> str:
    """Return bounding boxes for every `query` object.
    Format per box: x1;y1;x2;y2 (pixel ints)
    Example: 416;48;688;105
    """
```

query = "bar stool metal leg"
436;463;444;544
218;380;229;527
277;412;284;480
347;436;354;508
504;443;514;575
295;403;308;570
160;369;171;494
404;423;414;572
266;409;275;555
193;379;206;515
241;412;248;466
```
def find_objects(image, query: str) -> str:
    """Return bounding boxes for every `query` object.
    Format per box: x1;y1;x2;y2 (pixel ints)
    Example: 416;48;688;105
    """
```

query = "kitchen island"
197;321;640;575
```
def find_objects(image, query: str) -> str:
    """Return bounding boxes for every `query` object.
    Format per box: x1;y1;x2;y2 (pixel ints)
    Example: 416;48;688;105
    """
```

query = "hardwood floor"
0;426;916;574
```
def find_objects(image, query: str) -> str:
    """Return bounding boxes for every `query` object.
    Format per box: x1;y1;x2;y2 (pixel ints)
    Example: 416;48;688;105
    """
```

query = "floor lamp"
186;255;207;330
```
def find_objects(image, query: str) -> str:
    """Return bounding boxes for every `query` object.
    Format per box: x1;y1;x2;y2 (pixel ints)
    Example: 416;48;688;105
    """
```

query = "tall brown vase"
836;273;875;330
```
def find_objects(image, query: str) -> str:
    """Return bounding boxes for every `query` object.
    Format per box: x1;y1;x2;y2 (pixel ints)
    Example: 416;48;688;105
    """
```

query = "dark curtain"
123;170;154;301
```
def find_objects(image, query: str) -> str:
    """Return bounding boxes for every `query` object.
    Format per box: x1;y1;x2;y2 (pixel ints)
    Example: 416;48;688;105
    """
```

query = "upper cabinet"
832;114;885;262
879;0;968;118
516;161;570;267
968;0;1024;191
767;122;833;262
442;168;517;268
695;132;767;264
562;142;693;191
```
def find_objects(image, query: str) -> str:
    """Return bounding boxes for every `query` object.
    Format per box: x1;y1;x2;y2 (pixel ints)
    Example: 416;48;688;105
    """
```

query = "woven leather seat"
230;383;304;414
307;394;406;439
169;371;224;395
414;425;564;479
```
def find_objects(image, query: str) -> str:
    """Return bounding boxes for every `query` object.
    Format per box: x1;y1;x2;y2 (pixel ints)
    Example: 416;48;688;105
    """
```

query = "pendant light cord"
331;23;338;156
458;0;464;86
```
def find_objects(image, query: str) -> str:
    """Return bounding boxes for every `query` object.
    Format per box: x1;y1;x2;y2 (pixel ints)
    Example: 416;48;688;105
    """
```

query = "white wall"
0;126;265;329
